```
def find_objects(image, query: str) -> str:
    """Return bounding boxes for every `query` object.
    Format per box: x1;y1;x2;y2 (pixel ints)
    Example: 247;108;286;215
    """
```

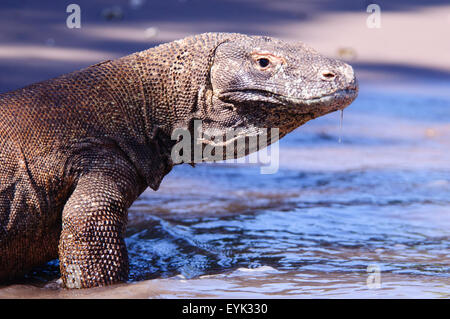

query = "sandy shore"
2;270;449;298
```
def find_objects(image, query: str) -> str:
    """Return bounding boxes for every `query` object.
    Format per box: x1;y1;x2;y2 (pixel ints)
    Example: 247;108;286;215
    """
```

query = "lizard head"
211;35;357;132
171;34;358;164
192;34;358;160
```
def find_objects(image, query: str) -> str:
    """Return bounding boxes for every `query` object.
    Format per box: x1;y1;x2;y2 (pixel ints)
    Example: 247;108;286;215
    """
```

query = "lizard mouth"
218;85;358;114
277;86;359;113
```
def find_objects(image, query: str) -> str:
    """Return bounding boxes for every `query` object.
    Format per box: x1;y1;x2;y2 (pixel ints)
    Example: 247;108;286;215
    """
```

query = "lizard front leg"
58;157;142;288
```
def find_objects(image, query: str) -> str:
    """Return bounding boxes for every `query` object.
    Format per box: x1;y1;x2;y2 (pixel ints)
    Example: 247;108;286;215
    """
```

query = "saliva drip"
338;109;344;143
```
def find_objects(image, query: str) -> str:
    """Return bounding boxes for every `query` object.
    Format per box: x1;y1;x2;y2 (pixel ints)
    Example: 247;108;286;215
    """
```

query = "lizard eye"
257;58;270;68
251;52;285;70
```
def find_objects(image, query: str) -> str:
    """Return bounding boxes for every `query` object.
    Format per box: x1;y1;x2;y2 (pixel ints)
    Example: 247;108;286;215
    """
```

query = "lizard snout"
340;64;358;90
319;63;356;85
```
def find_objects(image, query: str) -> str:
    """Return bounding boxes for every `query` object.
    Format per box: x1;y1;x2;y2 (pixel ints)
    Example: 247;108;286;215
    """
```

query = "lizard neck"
100;33;235;190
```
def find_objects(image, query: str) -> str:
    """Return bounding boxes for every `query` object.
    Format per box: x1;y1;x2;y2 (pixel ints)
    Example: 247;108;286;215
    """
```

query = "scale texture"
0;33;358;288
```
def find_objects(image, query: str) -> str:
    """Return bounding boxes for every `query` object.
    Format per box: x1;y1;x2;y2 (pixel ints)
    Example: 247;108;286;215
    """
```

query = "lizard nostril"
321;70;336;80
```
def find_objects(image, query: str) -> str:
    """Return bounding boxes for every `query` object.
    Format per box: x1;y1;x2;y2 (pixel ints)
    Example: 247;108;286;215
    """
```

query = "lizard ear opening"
205;38;235;92
208;38;233;72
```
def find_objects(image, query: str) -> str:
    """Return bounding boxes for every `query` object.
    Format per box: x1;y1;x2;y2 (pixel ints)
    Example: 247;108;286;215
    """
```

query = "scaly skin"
0;33;358;288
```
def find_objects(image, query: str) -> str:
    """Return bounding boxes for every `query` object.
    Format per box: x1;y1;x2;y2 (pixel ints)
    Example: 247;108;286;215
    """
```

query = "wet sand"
2;271;448;299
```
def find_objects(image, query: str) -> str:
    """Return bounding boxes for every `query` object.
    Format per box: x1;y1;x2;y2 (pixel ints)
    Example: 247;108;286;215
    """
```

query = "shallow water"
1;81;449;298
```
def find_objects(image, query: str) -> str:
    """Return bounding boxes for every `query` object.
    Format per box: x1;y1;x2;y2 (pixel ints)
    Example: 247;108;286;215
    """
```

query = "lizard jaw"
218;85;358;115
279;86;359;114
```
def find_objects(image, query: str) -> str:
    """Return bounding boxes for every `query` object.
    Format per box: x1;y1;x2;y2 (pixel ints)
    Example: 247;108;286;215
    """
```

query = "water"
1;81;449;298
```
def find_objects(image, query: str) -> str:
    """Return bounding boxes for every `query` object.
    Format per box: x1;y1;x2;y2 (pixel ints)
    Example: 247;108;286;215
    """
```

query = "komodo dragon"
0;33;358;288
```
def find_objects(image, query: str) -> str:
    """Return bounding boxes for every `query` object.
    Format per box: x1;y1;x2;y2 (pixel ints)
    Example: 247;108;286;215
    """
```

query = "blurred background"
0;0;449;92
0;0;449;298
